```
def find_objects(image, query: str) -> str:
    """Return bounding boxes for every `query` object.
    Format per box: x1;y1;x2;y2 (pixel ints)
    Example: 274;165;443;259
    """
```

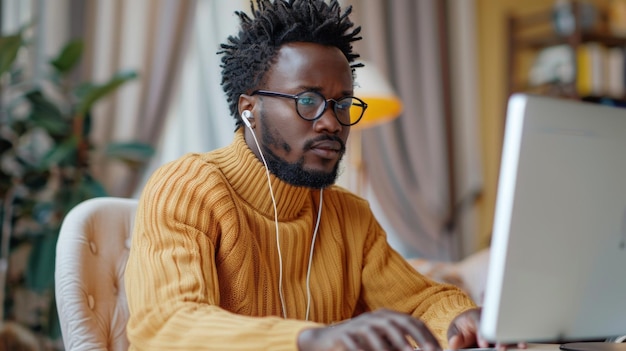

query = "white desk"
525;344;564;351
506;343;626;351
442;344;626;351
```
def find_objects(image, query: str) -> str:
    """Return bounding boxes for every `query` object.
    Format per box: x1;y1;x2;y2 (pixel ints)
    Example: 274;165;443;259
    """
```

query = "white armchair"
55;197;138;351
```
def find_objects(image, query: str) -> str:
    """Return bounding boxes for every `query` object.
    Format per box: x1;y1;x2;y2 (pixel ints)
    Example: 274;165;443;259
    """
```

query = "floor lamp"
348;62;403;195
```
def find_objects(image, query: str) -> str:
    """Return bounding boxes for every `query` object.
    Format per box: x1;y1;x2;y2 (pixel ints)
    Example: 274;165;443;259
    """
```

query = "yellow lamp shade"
353;62;403;129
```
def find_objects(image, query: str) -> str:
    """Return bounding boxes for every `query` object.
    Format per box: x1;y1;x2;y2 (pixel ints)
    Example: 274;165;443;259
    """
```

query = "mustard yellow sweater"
125;129;476;351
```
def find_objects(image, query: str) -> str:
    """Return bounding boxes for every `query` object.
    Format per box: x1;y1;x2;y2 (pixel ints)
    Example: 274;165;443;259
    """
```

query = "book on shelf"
606;46;625;98
527;42;626;102
576;42;606;97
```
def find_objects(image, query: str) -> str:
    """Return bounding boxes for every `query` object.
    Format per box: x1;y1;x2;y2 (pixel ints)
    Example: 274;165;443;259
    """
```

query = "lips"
309;139;345;160
311;140;342;152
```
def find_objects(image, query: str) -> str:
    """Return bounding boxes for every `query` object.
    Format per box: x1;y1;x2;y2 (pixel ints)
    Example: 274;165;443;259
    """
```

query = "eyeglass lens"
296;91;365;125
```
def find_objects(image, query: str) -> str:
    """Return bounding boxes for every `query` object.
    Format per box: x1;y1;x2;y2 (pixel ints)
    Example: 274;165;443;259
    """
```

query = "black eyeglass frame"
251;90;368;126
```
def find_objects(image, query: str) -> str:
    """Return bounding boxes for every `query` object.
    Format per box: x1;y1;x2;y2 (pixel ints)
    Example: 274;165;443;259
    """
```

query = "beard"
260;124;345;189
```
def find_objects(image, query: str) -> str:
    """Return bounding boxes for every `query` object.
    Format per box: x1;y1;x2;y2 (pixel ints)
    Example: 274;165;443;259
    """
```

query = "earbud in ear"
242;110;252;128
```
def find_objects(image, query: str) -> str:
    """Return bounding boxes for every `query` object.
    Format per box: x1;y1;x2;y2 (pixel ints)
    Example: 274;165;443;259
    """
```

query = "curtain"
447;0;484;256
83;0;197;197
139;0;245;188
347;0;483;260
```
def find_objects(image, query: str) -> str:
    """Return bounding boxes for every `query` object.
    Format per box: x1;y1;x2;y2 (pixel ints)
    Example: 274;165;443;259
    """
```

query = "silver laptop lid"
480;94;626;344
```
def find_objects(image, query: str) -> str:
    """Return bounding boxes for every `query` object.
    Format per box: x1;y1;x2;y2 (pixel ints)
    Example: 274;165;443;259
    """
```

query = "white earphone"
241;107;322;320
242;110;252;128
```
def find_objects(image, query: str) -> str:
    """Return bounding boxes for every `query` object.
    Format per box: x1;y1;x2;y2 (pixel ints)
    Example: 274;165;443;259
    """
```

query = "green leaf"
105;141;154;163
39;137;78;168
49;176;108;218
49;39;84;74
82;111;93;138
54;186;77;215
25;90;68;135
31;114;71;137
47;296;63;340
25;230;58;293
0;34;23;76
73;81;96;101
77;175;108;199
48;295;62;341
76;70;138;115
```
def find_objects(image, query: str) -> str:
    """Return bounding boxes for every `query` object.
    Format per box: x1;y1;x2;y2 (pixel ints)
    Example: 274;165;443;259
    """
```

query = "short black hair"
218;0;362;129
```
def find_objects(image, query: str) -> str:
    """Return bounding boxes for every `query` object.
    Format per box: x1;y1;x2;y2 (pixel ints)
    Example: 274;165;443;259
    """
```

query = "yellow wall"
474;0;608;246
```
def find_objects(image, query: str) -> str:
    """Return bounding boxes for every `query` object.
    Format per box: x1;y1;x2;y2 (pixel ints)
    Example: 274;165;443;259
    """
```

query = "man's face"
245;42;353;188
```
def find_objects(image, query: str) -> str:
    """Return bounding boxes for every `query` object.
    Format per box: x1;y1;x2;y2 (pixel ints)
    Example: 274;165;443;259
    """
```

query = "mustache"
304;135;346;153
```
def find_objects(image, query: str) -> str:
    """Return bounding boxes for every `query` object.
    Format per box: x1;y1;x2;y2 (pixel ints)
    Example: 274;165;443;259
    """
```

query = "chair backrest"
55;197;138;351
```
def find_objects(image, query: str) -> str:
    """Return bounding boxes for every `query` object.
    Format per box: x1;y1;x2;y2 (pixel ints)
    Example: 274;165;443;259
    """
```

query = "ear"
238;94;257;128
238;94;255;118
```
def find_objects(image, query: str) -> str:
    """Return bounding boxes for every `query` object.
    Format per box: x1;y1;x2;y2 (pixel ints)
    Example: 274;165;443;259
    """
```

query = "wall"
474;0;609;246
475;0;552;247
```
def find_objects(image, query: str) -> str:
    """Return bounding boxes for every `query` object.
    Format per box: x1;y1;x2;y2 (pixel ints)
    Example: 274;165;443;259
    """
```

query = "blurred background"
1;0;625;349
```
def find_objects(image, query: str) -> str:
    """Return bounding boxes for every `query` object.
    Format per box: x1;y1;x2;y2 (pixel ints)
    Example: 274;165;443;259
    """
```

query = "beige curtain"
82;0;197;197
447;0;484;256
347;0;482;260
139;1;246;190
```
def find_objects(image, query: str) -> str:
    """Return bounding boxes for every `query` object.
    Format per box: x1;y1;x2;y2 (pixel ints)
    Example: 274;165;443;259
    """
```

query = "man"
125;1;491;350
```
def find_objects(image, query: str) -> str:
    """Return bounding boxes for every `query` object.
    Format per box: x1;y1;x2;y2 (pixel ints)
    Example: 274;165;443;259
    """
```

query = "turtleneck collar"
211;129;315;220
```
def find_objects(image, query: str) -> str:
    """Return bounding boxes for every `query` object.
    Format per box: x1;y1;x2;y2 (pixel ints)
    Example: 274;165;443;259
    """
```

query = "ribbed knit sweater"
125;129;476;351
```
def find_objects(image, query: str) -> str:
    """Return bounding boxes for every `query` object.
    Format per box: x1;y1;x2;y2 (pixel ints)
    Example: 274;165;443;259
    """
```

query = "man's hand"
447;308;527;351
298;308;441;351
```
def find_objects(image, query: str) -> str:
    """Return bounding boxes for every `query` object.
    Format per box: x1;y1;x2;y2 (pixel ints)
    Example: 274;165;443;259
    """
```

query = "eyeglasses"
251;90;368;126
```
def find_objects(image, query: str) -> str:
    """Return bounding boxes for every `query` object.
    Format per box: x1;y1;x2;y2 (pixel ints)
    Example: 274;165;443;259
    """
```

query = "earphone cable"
305;189;323;321
246;128;287;319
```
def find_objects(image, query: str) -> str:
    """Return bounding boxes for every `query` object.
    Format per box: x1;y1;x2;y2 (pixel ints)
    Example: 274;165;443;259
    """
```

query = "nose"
313;102;343;134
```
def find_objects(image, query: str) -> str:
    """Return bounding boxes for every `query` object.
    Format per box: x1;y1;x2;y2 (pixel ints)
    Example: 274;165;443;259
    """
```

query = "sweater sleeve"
358;215;477;348
124;159;321;351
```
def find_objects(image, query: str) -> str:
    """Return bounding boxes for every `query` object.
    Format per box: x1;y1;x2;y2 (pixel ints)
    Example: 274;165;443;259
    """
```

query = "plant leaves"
0;138;12;154
76;70;138;115
30;115;71;138
77;175;108;199
73;81;96;101
22;169;51;192
25;90;68;135
47;296;62;339
82;111;92;138
0;169;12;194
25;229;58;293
49;39;84;74
0;34;22;76
105;141;154;163
39;136;78;168
35;199;54;218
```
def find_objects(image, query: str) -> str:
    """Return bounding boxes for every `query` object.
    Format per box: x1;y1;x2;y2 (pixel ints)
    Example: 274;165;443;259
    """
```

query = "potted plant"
0;26;153;349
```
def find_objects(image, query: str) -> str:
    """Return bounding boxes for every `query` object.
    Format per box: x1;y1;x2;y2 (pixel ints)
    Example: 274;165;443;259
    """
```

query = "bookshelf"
507;0;626;105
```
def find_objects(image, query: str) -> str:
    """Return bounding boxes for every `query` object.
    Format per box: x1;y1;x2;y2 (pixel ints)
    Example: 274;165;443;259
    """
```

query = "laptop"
479;94;626;349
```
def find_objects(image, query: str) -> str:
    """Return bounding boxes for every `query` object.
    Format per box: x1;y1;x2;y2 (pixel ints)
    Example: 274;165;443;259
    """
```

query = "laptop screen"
479;94;626;344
